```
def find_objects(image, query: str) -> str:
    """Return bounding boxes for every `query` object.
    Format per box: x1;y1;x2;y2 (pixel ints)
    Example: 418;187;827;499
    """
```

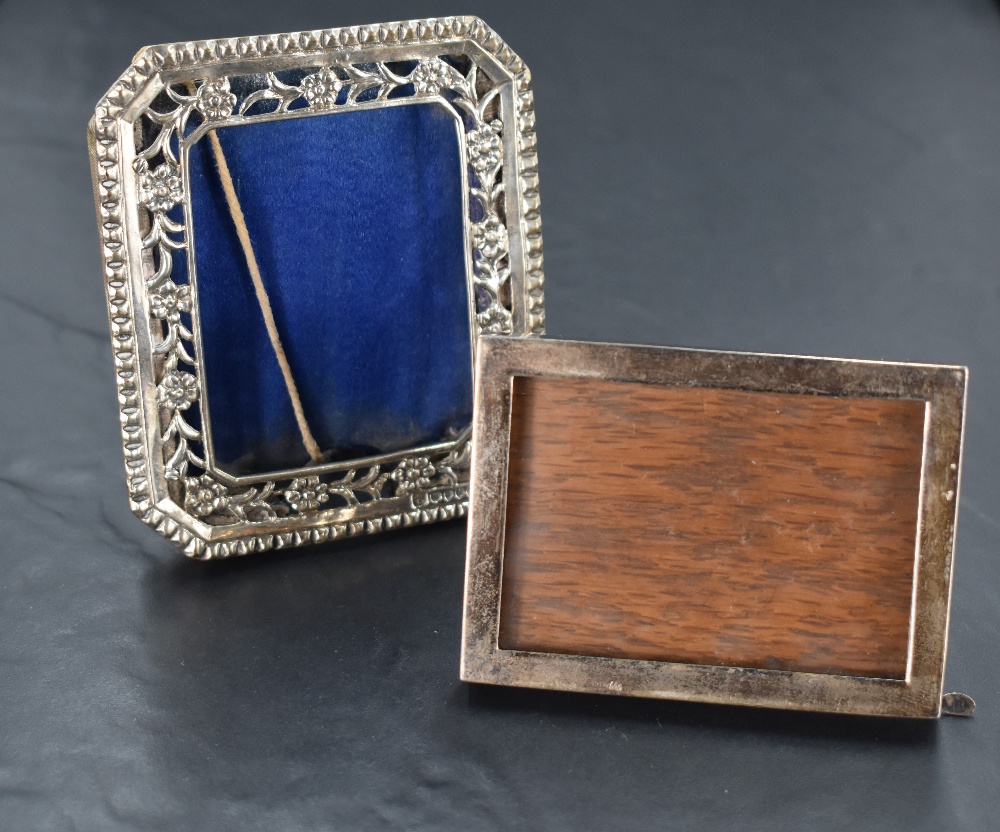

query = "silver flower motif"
157;370;198;410
473;215;509;260
466;121;503;174
391;457;436;494
284;477;330;512
476;304;513;335
184;474;228;518
301;68;343;109
149;281;192;324
411;58;456;94
196;78;237;121
138;163;183;212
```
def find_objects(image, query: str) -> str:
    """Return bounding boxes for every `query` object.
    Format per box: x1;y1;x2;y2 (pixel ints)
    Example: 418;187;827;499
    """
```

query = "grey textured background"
1;1;999;830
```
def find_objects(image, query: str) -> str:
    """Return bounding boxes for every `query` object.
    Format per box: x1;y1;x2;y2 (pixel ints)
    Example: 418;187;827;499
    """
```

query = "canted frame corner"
90;19;544;558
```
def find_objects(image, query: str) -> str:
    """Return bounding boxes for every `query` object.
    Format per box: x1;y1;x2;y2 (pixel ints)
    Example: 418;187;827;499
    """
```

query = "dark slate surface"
1;1;997;830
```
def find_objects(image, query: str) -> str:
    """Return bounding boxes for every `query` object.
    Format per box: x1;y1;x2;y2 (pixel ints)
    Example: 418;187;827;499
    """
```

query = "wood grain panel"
498;377;927;679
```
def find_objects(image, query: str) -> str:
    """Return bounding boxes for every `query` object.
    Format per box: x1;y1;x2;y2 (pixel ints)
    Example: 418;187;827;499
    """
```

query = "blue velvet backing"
188;104;471;476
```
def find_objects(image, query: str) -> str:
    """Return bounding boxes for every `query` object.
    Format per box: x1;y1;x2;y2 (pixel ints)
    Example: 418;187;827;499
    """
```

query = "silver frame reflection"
462;336;969;718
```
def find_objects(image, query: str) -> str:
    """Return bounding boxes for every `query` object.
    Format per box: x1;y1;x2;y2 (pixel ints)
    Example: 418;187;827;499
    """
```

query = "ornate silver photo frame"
462;336;972;718
89;18;544;559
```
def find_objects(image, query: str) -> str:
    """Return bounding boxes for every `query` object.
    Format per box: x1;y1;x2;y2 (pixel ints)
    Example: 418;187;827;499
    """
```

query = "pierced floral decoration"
391;457;436;494
138;163;183;212
476;304;513;334
301;68;344;109
149;281;192;324
158;370;198;410
411;58;457;94
195;78;237;121
118;46;528;547
184;474;228;517
473;215;509;260
284;477;330;512
466;120;503;174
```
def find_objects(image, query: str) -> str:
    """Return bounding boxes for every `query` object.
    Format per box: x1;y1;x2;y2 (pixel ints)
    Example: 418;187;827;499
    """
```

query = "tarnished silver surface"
462;336;969;718
87;18;545;559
